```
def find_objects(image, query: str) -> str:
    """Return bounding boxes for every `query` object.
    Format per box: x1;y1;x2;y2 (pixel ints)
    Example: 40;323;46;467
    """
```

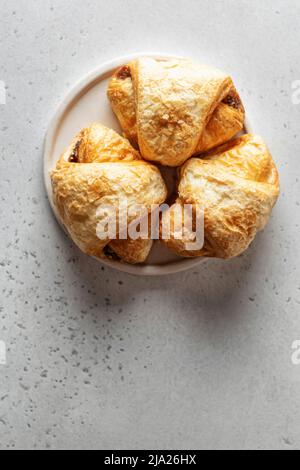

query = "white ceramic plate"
44;53;252;276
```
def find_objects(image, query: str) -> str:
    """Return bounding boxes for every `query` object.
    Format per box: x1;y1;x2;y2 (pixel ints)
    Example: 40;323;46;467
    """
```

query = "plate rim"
44;52;253;277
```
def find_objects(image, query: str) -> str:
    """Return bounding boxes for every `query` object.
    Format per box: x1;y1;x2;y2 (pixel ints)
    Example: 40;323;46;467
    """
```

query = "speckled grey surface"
0;0;300;450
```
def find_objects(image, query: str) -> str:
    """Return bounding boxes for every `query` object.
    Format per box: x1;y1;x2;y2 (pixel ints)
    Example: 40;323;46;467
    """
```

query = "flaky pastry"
161;134;280;259
108;57;245;167
51;123;167;264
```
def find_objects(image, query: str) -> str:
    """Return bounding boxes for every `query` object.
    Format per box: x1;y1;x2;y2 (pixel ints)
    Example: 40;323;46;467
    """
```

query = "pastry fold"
108;57;245;167
51;123;167;264
161;134;280;259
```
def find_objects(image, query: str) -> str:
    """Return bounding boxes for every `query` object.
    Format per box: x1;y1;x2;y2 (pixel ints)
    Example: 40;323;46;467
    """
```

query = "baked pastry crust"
51;123;167;264
108;57;245;167
161;134;280;259
50;58;280;266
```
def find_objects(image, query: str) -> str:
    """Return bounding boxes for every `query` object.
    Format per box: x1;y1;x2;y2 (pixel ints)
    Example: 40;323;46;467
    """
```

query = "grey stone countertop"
0;0;300;450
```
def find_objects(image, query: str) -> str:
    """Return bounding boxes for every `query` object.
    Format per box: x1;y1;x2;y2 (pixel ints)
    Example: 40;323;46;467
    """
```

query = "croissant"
51;123;167;264
161;134;280;259
108;57;245;167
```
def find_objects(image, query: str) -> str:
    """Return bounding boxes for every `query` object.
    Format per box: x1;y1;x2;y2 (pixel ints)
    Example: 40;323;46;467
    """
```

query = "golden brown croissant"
161;134;280;259
51;123;167;264
107;57;245;167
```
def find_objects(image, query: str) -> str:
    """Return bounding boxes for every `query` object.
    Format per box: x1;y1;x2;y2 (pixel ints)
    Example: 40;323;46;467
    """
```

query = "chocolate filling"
222;94;242;110
116;65;131;80
68;140;81;163
103;245;121;261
